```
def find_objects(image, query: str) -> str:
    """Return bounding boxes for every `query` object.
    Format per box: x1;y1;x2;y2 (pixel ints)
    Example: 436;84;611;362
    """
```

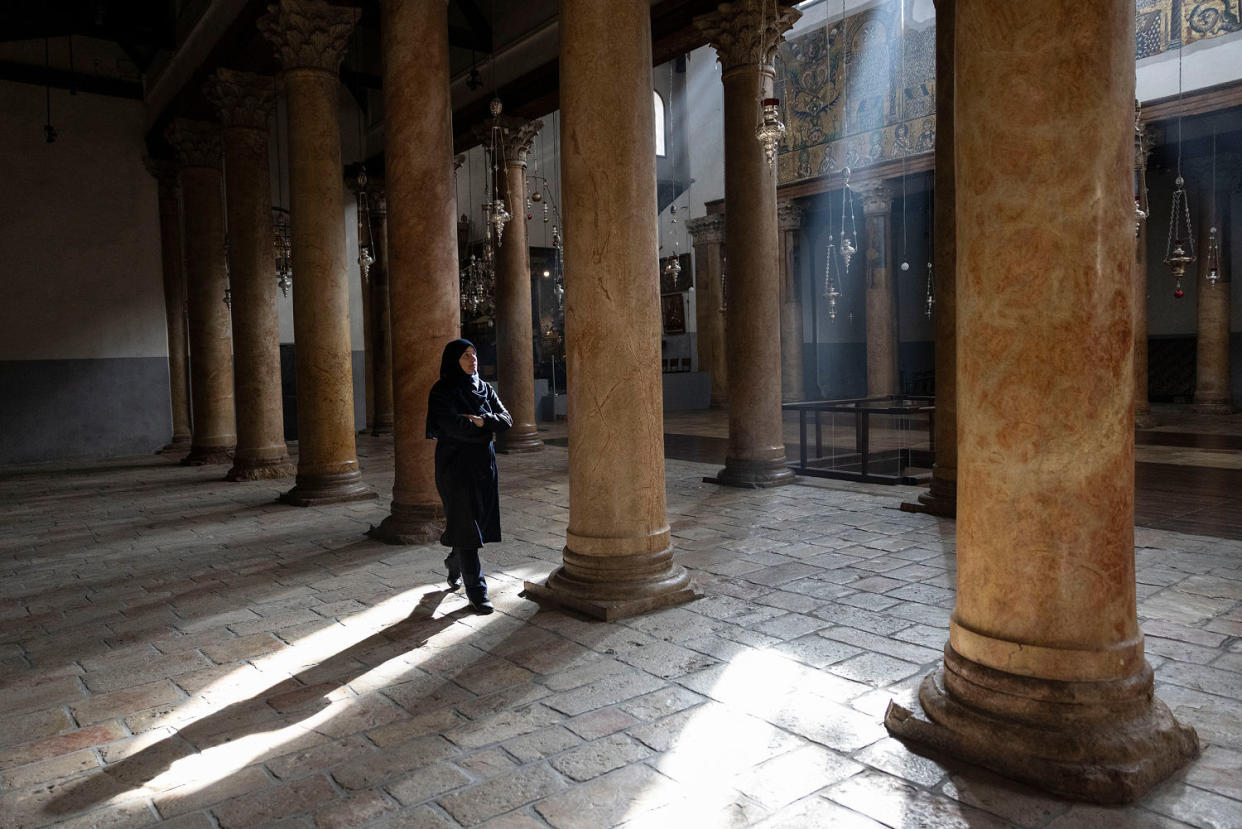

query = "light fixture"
756;98;785;168
1163;27;1194;298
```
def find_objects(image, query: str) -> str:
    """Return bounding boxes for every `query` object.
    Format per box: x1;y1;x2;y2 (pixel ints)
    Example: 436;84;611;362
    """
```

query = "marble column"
905;0;957;517
145;158;193;454
778;200;805;402
494;116;544;453
1134;119;1156;428
369;190;395;435
1193;176;1232;413
885;0;1198;803
367;0;459;544
686;214;728;407
696;0;800;488
165;119;236;466
523;0;695;620
259;0;374;506
205;68;296;482
856;179;898;397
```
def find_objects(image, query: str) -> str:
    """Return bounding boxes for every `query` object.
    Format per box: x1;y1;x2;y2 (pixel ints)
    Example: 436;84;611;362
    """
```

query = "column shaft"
687;215;727;407
523;0;694;620
358;184;375;431
886;0;1197;803
370;194;395;435
148;162;193;451
167;120;236;466
1194;183;1232;412
260;0;372;506
368;0;459;543
207;70;295;481
778;201;805;402
496;136;542;453
859;183;897;397
906;0;957;516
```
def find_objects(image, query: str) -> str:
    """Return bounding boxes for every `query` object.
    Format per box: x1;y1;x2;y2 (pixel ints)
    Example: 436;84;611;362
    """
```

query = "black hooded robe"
426;340;513;549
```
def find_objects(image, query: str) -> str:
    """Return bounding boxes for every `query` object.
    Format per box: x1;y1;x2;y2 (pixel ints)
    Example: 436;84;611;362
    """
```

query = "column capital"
478;117;543;168
258;0;358;74
144;155;179;183
165;119;222;169
695;0;801;72
687;213;726;244
204;68;278;130
777;200;804;231
854;179;895;216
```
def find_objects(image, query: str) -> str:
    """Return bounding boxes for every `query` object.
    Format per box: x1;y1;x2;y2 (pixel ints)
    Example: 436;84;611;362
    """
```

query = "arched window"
654;90;666;157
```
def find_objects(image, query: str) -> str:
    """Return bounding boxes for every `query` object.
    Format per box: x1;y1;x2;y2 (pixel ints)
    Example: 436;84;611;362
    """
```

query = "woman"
425;339;512;614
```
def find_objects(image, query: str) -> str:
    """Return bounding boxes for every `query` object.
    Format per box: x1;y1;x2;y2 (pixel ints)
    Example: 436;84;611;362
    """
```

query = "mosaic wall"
775;0;1240;185
1137;0;1242;58
774;4;935;185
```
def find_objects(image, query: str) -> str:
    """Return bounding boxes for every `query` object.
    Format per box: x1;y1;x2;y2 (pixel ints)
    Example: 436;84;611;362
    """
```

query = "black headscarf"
427;338;489;438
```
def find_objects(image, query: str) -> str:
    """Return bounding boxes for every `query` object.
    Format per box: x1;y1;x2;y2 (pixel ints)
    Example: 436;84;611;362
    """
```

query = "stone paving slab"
0;437;1239;827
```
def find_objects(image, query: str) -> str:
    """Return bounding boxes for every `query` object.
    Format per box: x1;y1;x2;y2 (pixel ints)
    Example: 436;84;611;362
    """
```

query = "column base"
497;428;543;453
279;470;376;507
523;548;699;621
158;437;192;455
370;417;394;437
900;471;956;518
367;501;443;545
227;456;297;482
181;446;235;466
706;456;795;489
1192;399;1233;415
885;645;1199;805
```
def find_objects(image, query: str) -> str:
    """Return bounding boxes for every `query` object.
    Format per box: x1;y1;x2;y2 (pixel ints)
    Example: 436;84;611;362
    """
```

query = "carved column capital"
854;179;895;216
258;0;359;73
695;0;801;72
687;213;726;245
490;117;543;168
777;200;804;231
165;119;222;169
204;68;278;130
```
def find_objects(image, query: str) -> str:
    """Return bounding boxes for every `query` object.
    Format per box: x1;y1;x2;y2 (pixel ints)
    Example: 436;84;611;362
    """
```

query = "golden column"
1134;117;1155;428
494;117;544;454
144;158;193;454
855;179;898;397
369;188;395;435
778;200;805;403
886;0;1198;802
696;0;800;488
205;69;296;482
165;119;236;466
523;0;695;620
686;214;728;407
259;0;374;506
1193;173;1232;413
367;0;459;543
905;0;956;517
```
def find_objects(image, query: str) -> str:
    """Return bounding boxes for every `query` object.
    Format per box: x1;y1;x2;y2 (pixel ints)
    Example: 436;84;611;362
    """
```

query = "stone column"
259;0;374;506
905;0;957;517
494;116;544;453
687;214;728;407
885;0;1198;803
367;0;459;543
778;200;805;402
696;0;800;488
523;0;695;620
145;158;193;454
165;119;236;466
1193;175;1232;413
1134;120;1155;428
856;179;898;397
369;189;395;435
205;69;296;482
347;173;376;432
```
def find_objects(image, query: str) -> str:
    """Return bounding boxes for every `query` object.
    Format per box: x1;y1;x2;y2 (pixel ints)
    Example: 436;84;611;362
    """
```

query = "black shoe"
444;556;461;591
468;596;494;615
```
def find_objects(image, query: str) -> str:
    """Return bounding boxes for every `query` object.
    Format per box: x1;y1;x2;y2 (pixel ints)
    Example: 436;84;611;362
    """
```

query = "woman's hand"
462;414;485;428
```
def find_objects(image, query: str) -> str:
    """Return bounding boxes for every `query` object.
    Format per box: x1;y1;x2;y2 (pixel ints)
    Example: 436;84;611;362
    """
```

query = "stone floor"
1;433;1240;828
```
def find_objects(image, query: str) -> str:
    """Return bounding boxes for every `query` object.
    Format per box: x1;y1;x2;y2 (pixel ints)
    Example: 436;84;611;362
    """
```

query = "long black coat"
427;379;512;548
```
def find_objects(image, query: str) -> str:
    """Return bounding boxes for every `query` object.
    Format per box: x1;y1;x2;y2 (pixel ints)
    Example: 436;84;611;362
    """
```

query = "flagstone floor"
0;432;1239;828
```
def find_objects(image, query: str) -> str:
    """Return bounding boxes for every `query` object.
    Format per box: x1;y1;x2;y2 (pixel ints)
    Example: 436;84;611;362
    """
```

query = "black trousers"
446;547;487;600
